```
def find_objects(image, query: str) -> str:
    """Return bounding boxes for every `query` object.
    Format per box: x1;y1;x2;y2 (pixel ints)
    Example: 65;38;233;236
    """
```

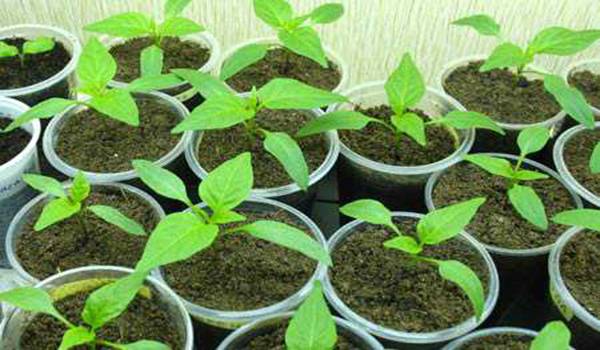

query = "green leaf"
263;131;309;190
339;199;399;234
257;78;345;109
88;89;139;126
480;42;531;72
0;287;68;325
531;321;571;350
158;17;204;37
35;198;82;231
528;27;600;56
391;112;426;146
591;142;600;174
3;98;77;132
544;74;594;129
417;197;486;245
383;235;422;255
437;260;485;320
88;205;146;236
552;209;600;231
452;14;501;37
77;37;117;93
58;327;95;350
136;212;218;271
127;74;183;92
431;111;505;135
132;159;191;205
210;210;247;225
199;152;253;213
296;111;375;138
172;94;253;132
69;171;91;203
22;37;55;55
310;3;344;24
165;0;192;18
279;27;328;67
517;126;550;156
0;41;19;57
508;184;548;230
120;340;171;350
22;173;66;198
285;281;337;350
172;68;232;99
253;0;293;28
236;220;332;266
84;12;154;38
464;154;514;179
385;53;425;114
512;169;550;181
140;45;163;77
220;43;269;81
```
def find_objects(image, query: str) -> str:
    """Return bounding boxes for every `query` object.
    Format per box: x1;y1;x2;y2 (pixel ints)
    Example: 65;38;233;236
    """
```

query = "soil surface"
164;210;317;311
55;97;181;173
16;187;159;280
560;231;600;319
340;105;458;166
225;47;341;92
461;333;532;350
18;283;182;350
569;70;600;112
0;37;71;90
0;117;30;166
563;128;600;198
110;37;210;82
197;109;328;188
432;161;574;249
330;218;489;332
443;61;560;124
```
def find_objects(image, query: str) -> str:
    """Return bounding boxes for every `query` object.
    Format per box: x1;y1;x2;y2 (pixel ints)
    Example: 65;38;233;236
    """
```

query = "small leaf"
544;74;594;129
263;131;309;190
310;3;344;24
385;53;425;114
464;154;514;179
35;198;82;231
531;321;571;350
528;27;600;56
517;126;550;156
253;0;293;28
58;327;95;350
88;89;139;126
210;210;247;225
257;78;346;109
296;111;375;138
158;17;204;37
431;111;505;135
84;12;154;38
417;197;486;245
452;14;501;37
199;152;253;213
0;41;19;57
69;171;91;203
591;142;600;174
0;287;68;325
132;159;191;205
127;74;183;92
172;68;232;99
383;235;422;255
88;205;146;236
220;44;269;81
508;184;548;230
3;98;77;132
437;260;485;320
22;174;66;198
172;94;253;132
77;37;117;93
552;209;600;231
279;27;328;67
512;169;550;181
164;0;192;18
140;45;163;77
339;199;398;234
23;37;55;55
120;340;171;350
480;42;531;72
391;112;427;146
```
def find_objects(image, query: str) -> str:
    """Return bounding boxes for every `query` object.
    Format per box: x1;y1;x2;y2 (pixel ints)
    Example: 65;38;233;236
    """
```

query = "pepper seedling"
22;171;146;236
132;152;332;273
464;126;552;230
0;37;55;67
530;321;571;350
340;197;487;320
0;271;170;349
453;14;600;129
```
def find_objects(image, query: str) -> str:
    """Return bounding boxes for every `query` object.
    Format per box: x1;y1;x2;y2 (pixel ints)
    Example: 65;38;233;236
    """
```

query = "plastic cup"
441;327;536;349
322;212;499;349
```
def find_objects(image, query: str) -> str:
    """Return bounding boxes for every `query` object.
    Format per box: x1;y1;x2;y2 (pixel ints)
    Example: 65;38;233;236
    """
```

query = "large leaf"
552;209;600;231
22;173;66;198
531;321;571;350
391;112;426;146
417;197;486;244
0;287;68;325
437;260;485;320
591;142;600;174
296;111;375;137
528;27;600;56
158;17;204;37
464;154;514;179
22;37;55;55
171;68;231;99
431;110;505;135
88;205;146;236
88;89;139;126
544;74;594;129
172;94;253;132
77;37;117;93
35;198;82;231
3;98;77;132
253;0;293;28
452;14;501;37
310;3;344;24
257;78;345;109
508;184;548;230
132;159;191;205
58;327;95;350
383;235;422;255
164;0;192;18
517;126;550;156
140;45;163;77
84;12;154;38
340;199;399;234
480;42;531;72
385;53;425;114
279;27;328;67
263;131;309;190
220;44;269;81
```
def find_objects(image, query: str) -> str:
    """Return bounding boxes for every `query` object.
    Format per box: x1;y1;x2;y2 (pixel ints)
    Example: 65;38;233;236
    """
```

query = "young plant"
530;321;571;350
132;152;332;273
453;14;600;129
0;37;55;66
0;271;171;349
464;126;551;230
22;171;145;235
340;197;487;320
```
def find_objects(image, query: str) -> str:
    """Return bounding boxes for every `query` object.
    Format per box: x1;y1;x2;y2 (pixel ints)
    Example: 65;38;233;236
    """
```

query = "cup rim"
0;97;40;172
440;326;538;349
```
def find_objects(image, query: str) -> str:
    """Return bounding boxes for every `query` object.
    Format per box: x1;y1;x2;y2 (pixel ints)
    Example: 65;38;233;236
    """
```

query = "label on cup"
550;283;574;321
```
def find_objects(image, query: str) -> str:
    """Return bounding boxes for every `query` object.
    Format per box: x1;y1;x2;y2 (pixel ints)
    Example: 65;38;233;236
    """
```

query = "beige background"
1;0;599;86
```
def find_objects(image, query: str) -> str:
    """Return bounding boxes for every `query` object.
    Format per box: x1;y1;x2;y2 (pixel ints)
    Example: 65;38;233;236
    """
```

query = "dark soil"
197;109;328;188
569;70;600;112
225;47;341;92
0;117;30;166
0;37;71;90
339;105;458;166
110;37;210;82
19;282;182;350
164;210;317;311
563;128;600;198
461;333;531;350
432;161;574;250
16;187;159;280
330;218;489;332
443;61;560;124
560;231;600;319
55;97;181;173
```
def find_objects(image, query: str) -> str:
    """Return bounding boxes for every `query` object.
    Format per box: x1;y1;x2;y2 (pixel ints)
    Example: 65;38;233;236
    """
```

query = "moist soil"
560;230;600;319
55;97;181;173
18;284;182;350
16;187;158;280
443;61;560;124
110;37;210;83
569;70;600;113
461;333;532;350
0;38;71;90
340;105;457;166
225;47;341;92
564;128;600;198
197;109;328;188
331;218;489;332
432;162;574;250
164;210;317;311
0;117;30;166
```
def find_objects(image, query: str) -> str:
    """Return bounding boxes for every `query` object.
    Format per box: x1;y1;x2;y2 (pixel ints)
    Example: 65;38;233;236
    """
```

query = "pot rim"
0;97;39;172
441;326;538;349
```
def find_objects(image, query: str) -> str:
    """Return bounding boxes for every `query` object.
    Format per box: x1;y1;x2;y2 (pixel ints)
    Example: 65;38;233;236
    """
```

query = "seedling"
22;171;146;236
530;321;571;350
464;126;552;230
0;37;55;67
0;271;171;349
453;14;600;129
340;197;487;320
132;153;332;273
219;0;343;81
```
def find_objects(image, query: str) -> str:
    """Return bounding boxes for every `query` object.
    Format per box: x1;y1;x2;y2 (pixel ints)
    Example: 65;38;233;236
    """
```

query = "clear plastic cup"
0;97;40;268
0;266;194;350
441;327;537;349
553;122;600;208
5;182;165;285
0;24;81;106
42;90;192;184
563;58;600;115
216;312;384;350
322;212;499;347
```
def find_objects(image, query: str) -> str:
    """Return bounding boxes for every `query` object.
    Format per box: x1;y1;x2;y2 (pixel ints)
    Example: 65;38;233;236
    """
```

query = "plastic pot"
216;312;384;350
322;212;499;349
327;81;474;212
0;266;194;349
0;97;40;268
5;182;165;286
